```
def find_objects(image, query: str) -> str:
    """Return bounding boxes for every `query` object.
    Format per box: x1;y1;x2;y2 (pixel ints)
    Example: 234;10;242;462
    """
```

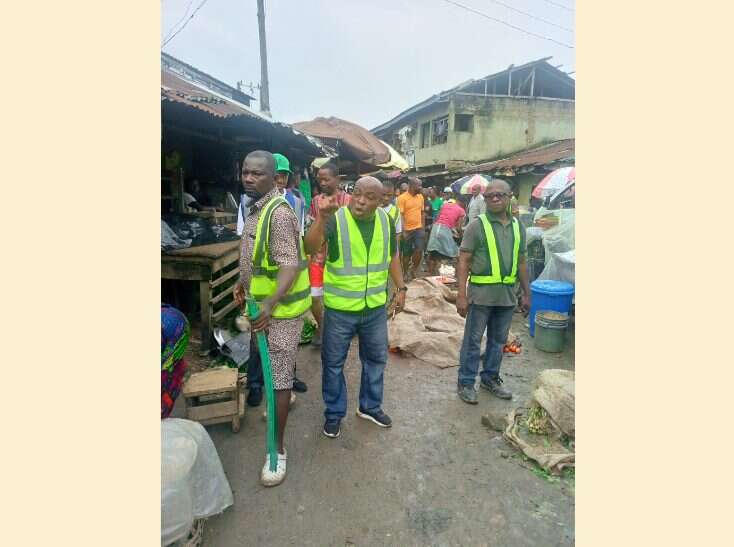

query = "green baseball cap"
273;153;292;174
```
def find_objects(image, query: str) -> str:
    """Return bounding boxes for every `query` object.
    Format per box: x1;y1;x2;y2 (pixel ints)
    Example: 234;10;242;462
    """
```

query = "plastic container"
529;280;574;337
534;310;569;353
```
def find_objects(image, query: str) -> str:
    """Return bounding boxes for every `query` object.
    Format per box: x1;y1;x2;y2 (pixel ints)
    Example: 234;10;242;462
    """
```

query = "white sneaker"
260;450;287;487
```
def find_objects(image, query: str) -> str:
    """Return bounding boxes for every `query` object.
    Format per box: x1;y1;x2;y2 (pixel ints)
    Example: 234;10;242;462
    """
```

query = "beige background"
1;1;732;545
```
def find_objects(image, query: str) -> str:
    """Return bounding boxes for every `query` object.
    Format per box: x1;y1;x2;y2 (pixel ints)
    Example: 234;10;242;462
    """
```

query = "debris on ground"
482;410;508;432
503;369;575;474
388;277;482;368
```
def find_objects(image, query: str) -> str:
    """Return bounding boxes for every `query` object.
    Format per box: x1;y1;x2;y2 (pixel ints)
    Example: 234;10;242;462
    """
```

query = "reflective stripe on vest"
323;207;390;311
469;216;521;285
250;196;312;318
385;204;399;224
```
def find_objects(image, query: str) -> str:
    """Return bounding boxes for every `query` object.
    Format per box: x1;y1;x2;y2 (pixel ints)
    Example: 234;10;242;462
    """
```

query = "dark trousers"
457;304;515;386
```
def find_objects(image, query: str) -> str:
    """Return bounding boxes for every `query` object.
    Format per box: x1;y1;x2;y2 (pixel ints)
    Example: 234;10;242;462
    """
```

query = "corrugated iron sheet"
460;139;574;174
161;69;336;157
161;70;267;120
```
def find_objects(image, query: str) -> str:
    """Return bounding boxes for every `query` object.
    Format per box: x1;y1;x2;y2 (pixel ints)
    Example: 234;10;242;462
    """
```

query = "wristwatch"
397;286;408;292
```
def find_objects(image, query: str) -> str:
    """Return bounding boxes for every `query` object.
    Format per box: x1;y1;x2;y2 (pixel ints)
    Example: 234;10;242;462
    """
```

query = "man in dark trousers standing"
455;179;531;404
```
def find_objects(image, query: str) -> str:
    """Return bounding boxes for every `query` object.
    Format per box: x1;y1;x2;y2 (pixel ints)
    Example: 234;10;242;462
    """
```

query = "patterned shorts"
265;316;304;390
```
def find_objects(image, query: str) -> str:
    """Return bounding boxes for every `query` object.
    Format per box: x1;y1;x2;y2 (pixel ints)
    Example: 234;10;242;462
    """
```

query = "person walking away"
304;177;407;438
465;183;486;225
455;180;531;404
397;177;425;281
426;196;465;275
305;162;351;347
233;150;312;486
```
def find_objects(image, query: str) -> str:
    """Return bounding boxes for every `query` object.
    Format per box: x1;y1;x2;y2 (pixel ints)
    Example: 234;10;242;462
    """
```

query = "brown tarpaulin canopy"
292;117;390;165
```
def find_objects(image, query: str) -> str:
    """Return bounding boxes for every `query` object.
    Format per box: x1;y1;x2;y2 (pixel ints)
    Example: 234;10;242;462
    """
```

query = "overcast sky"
161;0;575;130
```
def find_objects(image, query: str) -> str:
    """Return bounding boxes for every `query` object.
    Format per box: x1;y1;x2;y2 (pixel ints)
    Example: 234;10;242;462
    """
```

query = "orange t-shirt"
397;192;424;231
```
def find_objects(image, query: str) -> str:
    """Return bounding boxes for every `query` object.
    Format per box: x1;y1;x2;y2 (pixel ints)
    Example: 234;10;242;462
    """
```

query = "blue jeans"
458;304;515;387
322;306;388;421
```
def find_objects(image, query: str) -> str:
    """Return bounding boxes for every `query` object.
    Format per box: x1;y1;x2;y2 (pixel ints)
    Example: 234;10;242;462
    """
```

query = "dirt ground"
173;314;575;547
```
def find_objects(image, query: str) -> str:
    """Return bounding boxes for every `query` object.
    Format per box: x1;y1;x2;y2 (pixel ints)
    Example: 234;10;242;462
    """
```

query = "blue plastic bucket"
529;280;575;337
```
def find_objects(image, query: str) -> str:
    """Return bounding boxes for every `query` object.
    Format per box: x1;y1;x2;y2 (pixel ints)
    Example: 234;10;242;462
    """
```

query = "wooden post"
199;280;212;355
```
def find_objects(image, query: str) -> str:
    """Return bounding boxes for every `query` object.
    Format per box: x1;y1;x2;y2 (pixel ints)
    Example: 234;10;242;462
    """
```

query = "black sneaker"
323;419;341;438
480;376;513;400
457;385;478;404
293;377;308;393
246;387;263;407
356;408;393;428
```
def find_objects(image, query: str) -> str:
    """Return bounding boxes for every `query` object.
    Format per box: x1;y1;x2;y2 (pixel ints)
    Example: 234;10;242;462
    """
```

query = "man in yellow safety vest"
233;150;311;486
455;179;531;404
304;176;407;439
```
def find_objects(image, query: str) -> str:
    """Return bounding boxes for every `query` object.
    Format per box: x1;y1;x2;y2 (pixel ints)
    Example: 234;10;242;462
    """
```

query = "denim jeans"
457;304;515;387
322;306;388;421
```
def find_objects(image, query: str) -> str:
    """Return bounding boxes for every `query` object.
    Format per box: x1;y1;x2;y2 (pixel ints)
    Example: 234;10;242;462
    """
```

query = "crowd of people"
161;150;532;488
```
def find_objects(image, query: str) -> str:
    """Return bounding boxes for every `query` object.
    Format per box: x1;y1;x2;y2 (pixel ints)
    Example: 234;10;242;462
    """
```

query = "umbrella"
377;141;409;172
292;117;391;165
532;167;575;199
451;173;493;195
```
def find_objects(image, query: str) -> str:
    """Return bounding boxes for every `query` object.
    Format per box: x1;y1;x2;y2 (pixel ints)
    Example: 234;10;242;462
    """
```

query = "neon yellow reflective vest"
384;203;399;224
324;206;390;311
470;215;521;285
250;196;312;318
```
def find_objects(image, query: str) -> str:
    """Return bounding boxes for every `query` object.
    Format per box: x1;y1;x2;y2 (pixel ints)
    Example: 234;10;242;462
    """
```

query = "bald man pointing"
305;176;407;438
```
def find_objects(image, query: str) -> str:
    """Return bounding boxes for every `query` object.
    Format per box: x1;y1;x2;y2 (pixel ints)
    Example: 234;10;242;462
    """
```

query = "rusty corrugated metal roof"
460;139;575;175
161;69;336;157
161;70;268;120
411;139;574;180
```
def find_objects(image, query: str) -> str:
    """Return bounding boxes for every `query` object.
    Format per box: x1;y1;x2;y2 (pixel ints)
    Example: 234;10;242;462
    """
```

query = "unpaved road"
176;314;574;546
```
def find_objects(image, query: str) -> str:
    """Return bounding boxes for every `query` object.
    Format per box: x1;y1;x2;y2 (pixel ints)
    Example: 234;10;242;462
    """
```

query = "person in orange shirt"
397;177;425;280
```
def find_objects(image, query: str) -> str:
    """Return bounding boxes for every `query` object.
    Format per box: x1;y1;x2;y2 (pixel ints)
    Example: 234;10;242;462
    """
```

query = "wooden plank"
199;279;213;352
183;368;238;397
161;262;211;281
212;299;239;323
187;399;238;422
211;266;240;289
210;283;235;306
210;249;241;273
197;397;245;426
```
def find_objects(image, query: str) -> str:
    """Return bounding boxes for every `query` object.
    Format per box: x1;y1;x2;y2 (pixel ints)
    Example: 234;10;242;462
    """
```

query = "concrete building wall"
385;95;574;171
512;173;544;206
447;95;574;164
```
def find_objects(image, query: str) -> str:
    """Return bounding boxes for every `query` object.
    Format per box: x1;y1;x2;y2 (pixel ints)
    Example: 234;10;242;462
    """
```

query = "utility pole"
256;0;271;116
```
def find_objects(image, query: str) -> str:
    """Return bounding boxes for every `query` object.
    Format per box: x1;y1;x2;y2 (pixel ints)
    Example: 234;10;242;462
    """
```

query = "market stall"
161;240;241;354
161;58;335;353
